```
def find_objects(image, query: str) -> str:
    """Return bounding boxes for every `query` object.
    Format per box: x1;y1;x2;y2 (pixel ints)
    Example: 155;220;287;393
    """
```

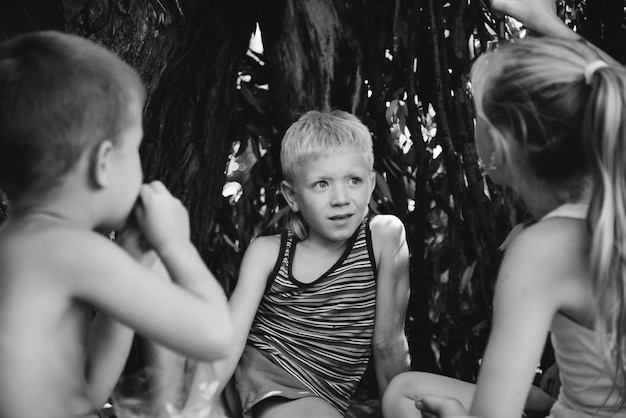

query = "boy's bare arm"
84;313;134;408
136;183;229;305
181;236;277;415
371;215;411;395
202;235;278;393
73;182;234;363
83;219;167;408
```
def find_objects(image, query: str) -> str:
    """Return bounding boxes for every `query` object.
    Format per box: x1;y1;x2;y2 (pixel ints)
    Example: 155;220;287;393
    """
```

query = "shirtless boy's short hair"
0;31;146;201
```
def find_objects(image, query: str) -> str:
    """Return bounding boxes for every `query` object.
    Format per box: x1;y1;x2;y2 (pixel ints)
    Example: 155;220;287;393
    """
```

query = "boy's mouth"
329;214;352;221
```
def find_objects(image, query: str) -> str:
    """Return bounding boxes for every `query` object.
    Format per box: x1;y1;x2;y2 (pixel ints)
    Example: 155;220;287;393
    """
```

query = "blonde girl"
382;10;626;418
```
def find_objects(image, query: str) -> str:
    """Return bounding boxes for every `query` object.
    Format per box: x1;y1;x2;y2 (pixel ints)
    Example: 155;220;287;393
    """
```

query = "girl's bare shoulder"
508;216;589;263
499;216;590;304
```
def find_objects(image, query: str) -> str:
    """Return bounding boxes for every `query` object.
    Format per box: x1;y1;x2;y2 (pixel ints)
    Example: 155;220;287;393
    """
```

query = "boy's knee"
383;371;419;408
382;372;423;416
386;371;420;397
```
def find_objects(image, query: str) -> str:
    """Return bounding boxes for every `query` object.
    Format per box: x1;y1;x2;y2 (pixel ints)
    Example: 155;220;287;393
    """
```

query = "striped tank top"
246;215;378;413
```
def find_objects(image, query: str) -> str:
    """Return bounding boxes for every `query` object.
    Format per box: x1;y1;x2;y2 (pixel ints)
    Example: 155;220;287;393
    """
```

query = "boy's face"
284;151;375;245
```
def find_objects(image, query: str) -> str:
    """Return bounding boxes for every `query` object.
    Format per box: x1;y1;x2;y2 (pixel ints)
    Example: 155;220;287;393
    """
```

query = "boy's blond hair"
280;110;374;182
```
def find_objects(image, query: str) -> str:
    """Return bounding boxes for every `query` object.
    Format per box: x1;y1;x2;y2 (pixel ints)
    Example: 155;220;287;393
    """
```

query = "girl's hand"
490;0;577;39
416;395;472;418
490;0;555;21
134;181;191;254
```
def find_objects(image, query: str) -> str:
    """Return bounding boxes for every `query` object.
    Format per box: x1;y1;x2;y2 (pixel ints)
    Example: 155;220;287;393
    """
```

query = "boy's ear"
280;180;300;212
369;170;376;195
91;140;114;188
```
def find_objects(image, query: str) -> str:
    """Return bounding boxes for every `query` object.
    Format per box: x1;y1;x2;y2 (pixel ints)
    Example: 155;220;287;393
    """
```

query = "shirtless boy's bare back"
0;31;234;418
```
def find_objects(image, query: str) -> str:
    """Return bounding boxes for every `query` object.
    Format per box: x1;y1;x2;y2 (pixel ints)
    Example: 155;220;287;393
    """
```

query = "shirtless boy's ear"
91;140;114;188
281;180;299;212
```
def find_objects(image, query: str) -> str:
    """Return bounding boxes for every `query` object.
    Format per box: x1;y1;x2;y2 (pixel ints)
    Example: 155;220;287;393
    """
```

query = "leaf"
240;84;269;115
459;260;477;294
374;172;394;205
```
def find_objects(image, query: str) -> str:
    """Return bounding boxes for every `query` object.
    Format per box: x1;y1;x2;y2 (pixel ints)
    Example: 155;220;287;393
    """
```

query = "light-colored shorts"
230;346;317;418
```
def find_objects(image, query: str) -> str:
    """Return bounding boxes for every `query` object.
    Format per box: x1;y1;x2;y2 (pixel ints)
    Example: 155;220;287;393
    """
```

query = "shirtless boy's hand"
117;208;155;267
135;181;190;252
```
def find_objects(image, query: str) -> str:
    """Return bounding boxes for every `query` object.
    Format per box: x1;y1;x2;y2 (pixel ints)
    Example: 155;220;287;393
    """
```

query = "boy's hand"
134;181;191;254
117;219;157;268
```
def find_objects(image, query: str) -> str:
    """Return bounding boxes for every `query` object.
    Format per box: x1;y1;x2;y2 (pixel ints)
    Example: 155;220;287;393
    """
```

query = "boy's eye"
350;177;362;185
314;181;329;189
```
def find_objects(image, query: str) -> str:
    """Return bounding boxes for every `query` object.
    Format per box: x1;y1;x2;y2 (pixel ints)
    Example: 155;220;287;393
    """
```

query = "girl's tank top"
543;203;626;417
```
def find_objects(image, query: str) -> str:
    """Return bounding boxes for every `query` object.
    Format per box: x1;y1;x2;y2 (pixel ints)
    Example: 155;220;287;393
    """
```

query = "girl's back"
536;204;626;417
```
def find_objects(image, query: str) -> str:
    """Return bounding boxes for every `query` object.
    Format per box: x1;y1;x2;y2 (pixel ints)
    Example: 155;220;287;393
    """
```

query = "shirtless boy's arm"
371;215;411;395
84;313;134;408
84;226;162;408
68;182;233;408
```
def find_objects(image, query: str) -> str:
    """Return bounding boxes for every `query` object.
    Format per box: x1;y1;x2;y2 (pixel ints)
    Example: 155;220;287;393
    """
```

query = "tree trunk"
259;0;365;130
68;0;256;284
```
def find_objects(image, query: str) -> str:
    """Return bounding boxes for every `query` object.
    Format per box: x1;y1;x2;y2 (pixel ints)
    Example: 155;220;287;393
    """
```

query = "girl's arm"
371;215;411;394
491;0;579;40
469;225;563;418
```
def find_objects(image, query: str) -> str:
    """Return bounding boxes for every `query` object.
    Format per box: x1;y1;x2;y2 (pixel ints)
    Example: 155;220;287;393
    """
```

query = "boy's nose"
330;185;349;206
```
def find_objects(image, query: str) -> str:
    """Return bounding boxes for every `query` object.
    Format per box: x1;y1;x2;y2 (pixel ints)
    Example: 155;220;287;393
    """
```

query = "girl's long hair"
584;45;626;404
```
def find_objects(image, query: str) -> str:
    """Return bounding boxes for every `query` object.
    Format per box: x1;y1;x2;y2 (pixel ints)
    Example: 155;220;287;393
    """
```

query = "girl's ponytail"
584;60;626;401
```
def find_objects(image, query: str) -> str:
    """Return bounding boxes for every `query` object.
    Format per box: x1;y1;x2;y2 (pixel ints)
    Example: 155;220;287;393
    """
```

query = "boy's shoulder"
0;219;127;290
243;233;282;260
369;213;406;241
239;233;283;280
369;214;408;266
